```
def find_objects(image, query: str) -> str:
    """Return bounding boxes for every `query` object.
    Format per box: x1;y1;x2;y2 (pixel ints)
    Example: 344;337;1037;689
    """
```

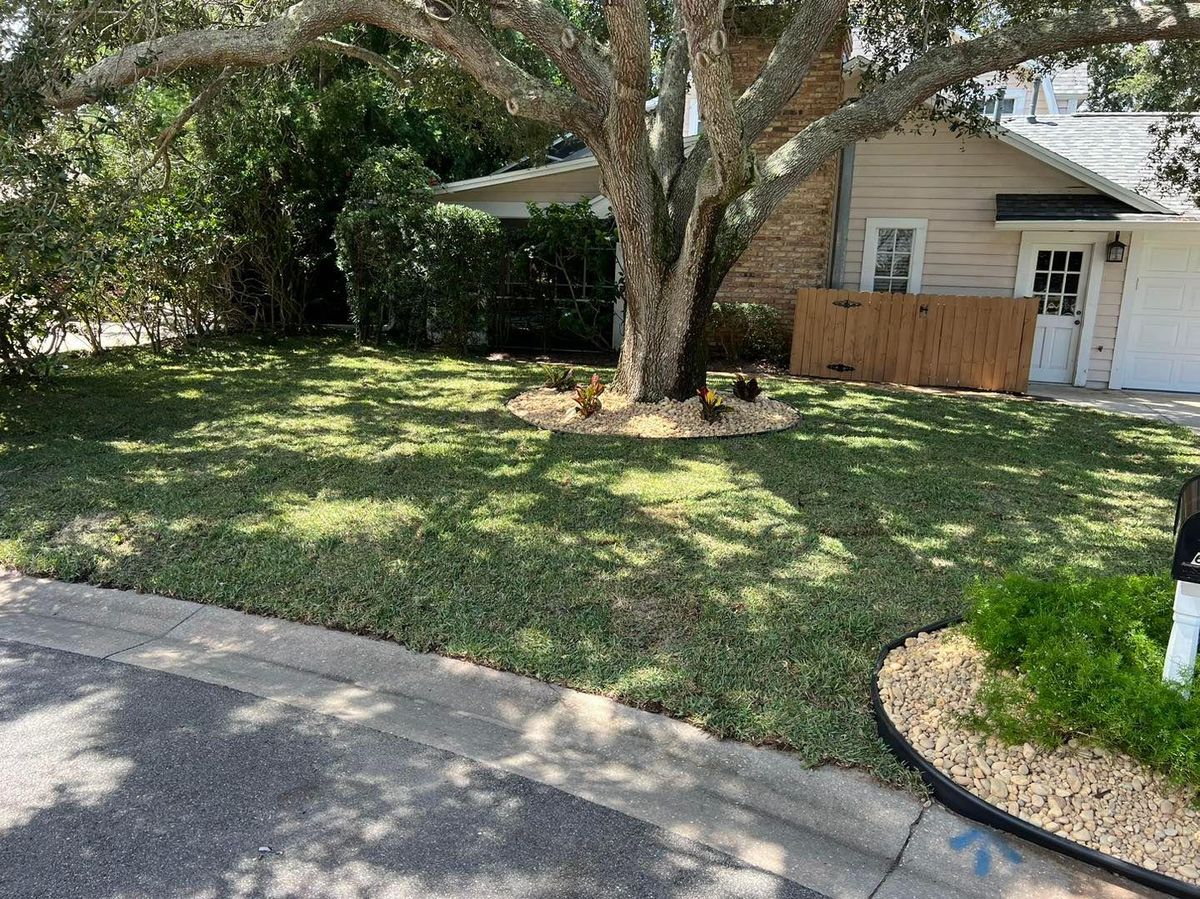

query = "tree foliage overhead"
5;0;1200;397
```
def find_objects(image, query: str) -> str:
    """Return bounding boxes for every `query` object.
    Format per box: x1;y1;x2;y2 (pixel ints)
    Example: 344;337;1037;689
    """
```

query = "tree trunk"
614;268;717;402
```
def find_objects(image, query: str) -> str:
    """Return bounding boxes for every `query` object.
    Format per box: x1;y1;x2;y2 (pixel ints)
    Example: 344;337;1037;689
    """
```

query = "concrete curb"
0;571;1159;898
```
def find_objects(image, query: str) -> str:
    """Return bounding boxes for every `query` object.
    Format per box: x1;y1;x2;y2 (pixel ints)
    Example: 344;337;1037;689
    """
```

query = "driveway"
1030;384;1200;434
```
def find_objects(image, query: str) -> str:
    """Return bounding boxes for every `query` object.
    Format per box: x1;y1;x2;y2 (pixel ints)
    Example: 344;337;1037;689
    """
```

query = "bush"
731;373;762;402
501;201;621;351
335;148;503;351
966;572;1200;785
706;302;789;364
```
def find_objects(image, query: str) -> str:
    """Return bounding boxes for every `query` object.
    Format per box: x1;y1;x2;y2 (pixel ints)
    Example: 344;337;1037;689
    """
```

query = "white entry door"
1024;245;1091;383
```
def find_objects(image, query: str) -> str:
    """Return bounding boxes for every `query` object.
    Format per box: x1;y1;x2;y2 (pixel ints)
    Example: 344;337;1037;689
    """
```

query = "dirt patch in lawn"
507;387;800;439
878;627;1200;884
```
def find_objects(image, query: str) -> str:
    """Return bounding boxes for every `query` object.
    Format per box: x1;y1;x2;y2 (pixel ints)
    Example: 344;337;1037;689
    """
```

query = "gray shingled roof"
995;193;1141;221
1002;114;1200;216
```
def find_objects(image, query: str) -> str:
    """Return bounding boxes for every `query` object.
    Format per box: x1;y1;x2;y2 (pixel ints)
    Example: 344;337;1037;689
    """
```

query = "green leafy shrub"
706;302;789;364
574;373;605;417
425;204;506;353
697;386;726;423
500;201;621;351
335;148;503;350
731;373;762;402
966;572;1200;784
542;364;576;391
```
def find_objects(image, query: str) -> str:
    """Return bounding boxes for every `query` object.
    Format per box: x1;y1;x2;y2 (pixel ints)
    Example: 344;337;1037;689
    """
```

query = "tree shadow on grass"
1;335;1197;779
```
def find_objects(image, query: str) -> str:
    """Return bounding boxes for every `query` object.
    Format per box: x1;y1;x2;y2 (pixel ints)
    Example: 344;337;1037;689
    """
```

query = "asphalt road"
0;639;822;899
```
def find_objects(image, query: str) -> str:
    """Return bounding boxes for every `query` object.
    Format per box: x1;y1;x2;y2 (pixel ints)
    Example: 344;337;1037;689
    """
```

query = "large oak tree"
18;0;1200;400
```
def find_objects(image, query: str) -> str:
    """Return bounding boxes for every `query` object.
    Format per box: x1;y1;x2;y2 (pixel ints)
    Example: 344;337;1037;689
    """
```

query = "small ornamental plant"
574;373;605;417
731;373;762;402
542;364;576;391
697;385;725;423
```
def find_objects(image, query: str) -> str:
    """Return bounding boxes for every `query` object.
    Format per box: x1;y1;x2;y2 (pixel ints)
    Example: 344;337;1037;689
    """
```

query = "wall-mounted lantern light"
1107;232;1127;263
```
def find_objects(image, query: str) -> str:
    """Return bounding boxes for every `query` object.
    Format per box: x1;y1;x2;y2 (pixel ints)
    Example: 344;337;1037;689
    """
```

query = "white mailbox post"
1163;476;1200;687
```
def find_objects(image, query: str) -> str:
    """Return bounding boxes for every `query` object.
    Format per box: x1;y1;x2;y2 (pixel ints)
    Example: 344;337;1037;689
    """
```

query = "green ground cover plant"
2;335;1196;782
968;573;1200;785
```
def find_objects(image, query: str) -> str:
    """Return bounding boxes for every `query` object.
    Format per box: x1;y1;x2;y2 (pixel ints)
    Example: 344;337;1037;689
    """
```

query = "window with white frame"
982;96;1017;117
980;88;1026;119
860;218;928;294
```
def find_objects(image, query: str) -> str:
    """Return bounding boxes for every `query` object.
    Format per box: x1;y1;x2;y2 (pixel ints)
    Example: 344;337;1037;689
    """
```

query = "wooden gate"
790;289;1039;392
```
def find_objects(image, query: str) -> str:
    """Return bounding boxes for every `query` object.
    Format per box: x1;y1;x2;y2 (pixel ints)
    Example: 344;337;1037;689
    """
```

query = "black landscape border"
872;618;1200;899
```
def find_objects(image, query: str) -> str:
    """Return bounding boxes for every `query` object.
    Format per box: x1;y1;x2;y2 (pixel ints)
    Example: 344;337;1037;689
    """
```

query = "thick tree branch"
720;0;1200;270
488;0;611;107
678;0;745;198
49;0;592;131
602;0;652;150
735;0;846;144
313;36;410;89
649;18;689;191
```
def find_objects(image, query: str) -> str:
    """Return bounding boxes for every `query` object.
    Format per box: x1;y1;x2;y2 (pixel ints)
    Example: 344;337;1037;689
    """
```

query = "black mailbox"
1175;475;1200;584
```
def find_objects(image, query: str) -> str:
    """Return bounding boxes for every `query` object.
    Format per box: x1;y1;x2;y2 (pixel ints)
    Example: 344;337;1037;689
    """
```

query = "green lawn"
2;335;1196;783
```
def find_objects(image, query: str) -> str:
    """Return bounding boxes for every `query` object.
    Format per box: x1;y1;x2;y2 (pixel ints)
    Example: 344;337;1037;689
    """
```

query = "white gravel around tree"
507;387;800;438
878;628;1200;885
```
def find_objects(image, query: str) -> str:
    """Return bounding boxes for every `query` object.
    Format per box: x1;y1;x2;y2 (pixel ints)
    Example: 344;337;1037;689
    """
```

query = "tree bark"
615;275;715;402
612;208;722;402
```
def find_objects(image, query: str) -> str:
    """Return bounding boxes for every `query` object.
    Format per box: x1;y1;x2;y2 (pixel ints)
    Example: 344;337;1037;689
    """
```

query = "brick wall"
715;35;844;327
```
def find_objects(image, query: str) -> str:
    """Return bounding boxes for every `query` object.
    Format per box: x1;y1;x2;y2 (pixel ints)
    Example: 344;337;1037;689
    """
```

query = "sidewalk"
0;570;1159;898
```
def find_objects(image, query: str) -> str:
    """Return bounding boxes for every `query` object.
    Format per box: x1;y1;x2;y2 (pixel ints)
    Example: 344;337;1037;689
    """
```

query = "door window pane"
1031;249;1085;316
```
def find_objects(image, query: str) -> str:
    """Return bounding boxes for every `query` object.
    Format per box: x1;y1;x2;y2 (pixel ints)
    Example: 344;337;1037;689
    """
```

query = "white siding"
1086;251;1129;387
842;129;1097;296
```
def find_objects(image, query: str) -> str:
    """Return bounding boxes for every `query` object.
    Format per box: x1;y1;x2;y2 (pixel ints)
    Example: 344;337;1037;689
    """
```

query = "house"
438;35;1200;394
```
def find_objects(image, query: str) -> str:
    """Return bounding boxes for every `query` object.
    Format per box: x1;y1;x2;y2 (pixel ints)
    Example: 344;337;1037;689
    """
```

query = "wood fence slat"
1014;297;1038;392
807;288;825;376
983;298;1005;391
794;289;814;375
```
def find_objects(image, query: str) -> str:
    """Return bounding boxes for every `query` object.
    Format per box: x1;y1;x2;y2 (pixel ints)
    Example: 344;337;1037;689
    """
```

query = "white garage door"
1121;236;1200;392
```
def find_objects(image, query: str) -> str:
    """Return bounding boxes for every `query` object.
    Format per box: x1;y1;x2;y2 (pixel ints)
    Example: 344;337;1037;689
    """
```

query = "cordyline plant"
16;0;1200;400
697;384;725;422
731;372;761;401
574;372;605;416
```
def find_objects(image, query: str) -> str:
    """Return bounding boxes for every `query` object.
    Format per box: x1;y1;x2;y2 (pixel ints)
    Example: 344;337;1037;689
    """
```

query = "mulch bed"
506;387;800;439
878;627;1200;885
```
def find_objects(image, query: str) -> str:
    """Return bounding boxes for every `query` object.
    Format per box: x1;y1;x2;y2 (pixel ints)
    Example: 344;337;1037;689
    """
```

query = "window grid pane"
1031;249;1085;316
873;227;916;293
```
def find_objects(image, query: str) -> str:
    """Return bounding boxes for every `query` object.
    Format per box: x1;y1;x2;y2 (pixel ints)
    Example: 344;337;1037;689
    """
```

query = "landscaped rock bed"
878;627;1200;885
507;387;800;438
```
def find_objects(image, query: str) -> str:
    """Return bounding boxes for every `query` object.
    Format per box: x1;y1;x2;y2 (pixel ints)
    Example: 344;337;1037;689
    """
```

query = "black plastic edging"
873;618;1200;899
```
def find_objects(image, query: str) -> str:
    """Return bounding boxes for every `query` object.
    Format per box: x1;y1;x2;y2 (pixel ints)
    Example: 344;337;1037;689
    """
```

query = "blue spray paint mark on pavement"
949;828;1023;877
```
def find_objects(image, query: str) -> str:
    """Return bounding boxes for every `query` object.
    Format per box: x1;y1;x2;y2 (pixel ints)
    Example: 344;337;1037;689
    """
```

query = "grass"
2;334;1197;784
